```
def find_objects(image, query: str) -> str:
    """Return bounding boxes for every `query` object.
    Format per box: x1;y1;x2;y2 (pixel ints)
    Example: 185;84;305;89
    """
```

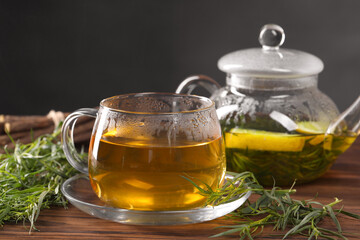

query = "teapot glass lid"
217;24;324;79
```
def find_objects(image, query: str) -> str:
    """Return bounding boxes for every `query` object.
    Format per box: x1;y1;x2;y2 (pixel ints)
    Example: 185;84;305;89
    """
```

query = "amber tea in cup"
62;93;226;211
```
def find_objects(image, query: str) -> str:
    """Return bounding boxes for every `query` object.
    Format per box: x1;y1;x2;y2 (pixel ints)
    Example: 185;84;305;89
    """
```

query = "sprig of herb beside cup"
0;126;78;232
185;171;360;240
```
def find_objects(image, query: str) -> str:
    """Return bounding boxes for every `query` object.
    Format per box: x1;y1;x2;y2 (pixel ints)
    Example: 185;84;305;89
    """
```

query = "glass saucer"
61;174;251;225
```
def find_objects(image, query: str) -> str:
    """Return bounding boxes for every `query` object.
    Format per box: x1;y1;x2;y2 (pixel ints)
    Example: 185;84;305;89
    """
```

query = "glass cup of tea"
61;93;226;211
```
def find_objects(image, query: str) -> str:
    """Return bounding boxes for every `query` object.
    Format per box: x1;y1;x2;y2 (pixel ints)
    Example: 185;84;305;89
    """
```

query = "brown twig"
0;112;95;151
3;116;53;134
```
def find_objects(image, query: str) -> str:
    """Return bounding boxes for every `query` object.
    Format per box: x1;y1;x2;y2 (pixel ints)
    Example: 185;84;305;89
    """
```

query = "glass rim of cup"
99;92;215;115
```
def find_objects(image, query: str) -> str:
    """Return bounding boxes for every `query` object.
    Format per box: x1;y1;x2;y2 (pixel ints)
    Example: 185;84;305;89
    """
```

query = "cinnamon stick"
0;111;97;153
3;116;53;134
16;125;55;145
0;131;29;145
0;116;46;134
0;112;96;134
0;118;94;146
0;114;49;123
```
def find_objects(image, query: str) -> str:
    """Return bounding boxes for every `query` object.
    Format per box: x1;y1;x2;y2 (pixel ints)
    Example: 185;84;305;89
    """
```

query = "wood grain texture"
1;139;360;240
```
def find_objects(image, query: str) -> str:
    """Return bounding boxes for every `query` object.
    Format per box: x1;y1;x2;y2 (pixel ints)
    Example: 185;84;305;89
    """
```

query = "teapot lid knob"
258;24;285;49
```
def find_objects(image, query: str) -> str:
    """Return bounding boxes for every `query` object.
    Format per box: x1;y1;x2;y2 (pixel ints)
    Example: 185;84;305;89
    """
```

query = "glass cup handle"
61;108;98;174
175;74;221;95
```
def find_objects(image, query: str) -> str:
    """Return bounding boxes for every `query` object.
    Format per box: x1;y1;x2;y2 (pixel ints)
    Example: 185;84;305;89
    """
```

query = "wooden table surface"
2;139;360;239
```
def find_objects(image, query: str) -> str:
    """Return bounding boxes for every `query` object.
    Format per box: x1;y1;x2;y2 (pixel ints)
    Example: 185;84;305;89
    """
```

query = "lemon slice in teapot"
295;121;328;145
225;129;305;152
295;121;328;134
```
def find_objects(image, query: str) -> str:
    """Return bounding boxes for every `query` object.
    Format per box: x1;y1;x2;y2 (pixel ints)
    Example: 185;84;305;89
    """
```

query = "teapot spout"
326;95;360;136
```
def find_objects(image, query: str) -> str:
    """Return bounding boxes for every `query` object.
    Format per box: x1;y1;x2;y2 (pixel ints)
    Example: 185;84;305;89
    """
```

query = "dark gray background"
0;0;359;115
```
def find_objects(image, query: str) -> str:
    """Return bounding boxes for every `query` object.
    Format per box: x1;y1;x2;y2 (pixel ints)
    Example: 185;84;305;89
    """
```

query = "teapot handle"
175;74;221;95
326;95;360;136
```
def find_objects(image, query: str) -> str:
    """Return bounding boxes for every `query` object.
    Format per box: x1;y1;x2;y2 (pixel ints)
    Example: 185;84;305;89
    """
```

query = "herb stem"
186;171;360;239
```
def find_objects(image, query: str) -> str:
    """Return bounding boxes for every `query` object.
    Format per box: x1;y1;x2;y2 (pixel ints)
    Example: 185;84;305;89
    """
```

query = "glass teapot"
176;24;360;186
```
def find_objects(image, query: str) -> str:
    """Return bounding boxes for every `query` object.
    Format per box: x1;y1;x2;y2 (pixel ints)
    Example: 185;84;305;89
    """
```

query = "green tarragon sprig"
0;127;78;232
186;171;360;240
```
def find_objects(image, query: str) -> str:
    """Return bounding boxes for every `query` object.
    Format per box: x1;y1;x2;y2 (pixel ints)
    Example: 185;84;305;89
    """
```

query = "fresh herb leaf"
0;126;79;232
